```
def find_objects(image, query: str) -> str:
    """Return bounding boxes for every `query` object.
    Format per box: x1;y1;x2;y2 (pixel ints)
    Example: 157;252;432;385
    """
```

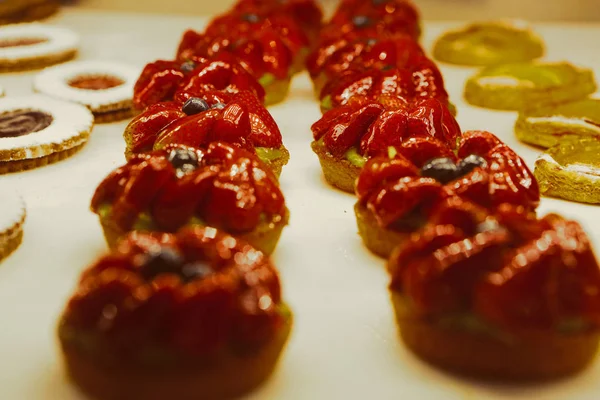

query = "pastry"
388;198;600;380
464;61;597;111
534;136;600;204
124;92;289;176
58;227;292;400
92;142;289;254
306;34;424;97
0;190;25;262
232;0;323;36
355;130;539;257
311;98;461;193
515;98;600;148
133;55;265;111
0;95;93;174
0;23;78;72
33;60;140;123
0;0;59;25
433;20;544;66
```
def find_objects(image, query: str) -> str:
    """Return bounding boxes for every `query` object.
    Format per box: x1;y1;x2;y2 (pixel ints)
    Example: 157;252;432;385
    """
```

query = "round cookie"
433;20;544;66
0;191;25;263
534;137;600;204
464;62;597;111
0;23;78;72
0;0;59;25
0;95;94;174
515;98;600;148
34;61;139;123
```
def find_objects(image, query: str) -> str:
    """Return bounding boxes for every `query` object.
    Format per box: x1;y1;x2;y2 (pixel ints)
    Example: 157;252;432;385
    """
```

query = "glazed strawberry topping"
125;91;283;157
92;142;286;234
61;227;286;357
133;56;265;110
312;99;461;157
388;198;600;331
232;0;323;34
355;131;539;231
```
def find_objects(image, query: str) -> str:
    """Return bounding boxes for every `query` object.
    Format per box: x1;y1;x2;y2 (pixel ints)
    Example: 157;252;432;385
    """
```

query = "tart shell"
311;140;360;193
355;203;409;259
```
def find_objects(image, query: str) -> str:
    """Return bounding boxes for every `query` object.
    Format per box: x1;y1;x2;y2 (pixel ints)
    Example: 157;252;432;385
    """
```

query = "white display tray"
1;9;599;400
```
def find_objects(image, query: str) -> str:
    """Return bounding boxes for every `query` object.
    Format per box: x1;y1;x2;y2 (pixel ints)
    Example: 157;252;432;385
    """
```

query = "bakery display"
388;198;600;380
58;227;292;400
0;23;78;72
465;61;597;111
534;136;600;204
0;95;93;174
355;130;539;257
311;98;461;193
0;190;25;263
91;142;289;254
515;98;600;148
124;92;289;175
433;21;545;66
33;60;140;122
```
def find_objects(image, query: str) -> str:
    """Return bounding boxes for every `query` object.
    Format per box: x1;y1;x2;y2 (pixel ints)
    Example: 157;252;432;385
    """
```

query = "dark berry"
242;13;260;23
182;97;210;115
181;61;196;73
420;157;458;184
352;15;372;28
211;102;226;110
181;262;214;282
140;247;184;280
457;154;488;176
168;147;199;176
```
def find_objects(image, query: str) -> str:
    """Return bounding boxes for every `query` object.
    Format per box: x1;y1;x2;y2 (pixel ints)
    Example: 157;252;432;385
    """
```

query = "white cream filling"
537;153;600;181
0;94;93;156
0;24;79;60
476;75;534;88
526;116;600;132
33;61;140;111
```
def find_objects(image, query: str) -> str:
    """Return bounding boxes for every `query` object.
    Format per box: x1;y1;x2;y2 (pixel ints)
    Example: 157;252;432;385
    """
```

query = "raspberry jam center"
68;75;125;91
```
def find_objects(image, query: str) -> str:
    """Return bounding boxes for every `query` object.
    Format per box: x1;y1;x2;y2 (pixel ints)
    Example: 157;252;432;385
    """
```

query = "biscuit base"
59;314;292;400
355;203;410;259
0;143;86;174
534;155;600;204
93;107;134;124
392;293;600;381
0;49;77;73
0;0;59;25
0;229;23;263
311;141;360;194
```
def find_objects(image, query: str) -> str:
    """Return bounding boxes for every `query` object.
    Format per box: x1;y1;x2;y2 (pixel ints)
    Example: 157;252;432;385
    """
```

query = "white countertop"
1;9;600;400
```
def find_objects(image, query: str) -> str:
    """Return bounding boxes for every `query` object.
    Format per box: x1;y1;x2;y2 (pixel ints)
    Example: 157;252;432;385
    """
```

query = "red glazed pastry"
58;227;292;400
388;198;600;380
311;98;461;193
354;130;539;257
124;92;289;175
132;55;265;111
306;34;424;97
232;0;323;36
92;142;288;255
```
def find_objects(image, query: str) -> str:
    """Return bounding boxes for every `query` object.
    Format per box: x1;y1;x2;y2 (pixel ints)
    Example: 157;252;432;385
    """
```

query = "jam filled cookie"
534;136;600;204
0;190;25;263
515;98;600;148
0;0;59;25
92;142;289;255
464;62;597;111
433;21;544;66
0;95;93;174
388;199;600;380
33;60;139;123
58;228;292;400
311;98;461;193
0;23;78;72
125;92;289;176
355;131;539;257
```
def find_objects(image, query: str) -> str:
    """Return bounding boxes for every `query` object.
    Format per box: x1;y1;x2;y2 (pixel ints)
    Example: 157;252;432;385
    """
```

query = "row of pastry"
57;1;324;399
307;1;600;381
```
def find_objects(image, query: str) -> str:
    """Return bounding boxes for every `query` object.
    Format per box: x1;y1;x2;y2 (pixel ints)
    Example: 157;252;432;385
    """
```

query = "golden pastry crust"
311;140;360;193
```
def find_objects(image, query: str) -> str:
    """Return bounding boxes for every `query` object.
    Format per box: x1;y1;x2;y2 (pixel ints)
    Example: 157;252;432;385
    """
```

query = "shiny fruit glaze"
388;198;600;332
125;91;283;157
133;56;265;111
92;142;285;233
61;227;285;356
232;0;323;34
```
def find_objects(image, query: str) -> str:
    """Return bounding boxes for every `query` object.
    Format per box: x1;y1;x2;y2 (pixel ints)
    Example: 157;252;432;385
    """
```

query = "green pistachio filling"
259;73;276;87
345;147;368;168
256;147;284;162
320;95;333;111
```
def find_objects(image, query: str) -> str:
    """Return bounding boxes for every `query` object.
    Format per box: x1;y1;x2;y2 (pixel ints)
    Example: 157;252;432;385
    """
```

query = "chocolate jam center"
68;75;125;91
0;110;53;138
0;37;48;48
